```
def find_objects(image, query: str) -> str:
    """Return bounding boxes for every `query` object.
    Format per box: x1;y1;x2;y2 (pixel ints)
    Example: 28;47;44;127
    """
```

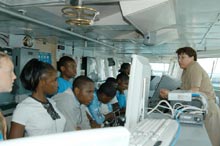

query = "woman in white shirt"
9;59;66;138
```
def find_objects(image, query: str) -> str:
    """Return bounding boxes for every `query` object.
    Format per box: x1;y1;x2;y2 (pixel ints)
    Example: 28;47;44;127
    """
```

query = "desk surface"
146;114;212;146
176;123;212;146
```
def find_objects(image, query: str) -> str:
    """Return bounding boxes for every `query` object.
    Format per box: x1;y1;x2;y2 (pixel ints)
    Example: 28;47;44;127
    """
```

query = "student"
9;59;66;138
118;63;131;75
0;51;16;140
57;56;77;93
52;76;94;131
160;47;220;146
87;82;117;127
116;73;129;109
105;77;118;110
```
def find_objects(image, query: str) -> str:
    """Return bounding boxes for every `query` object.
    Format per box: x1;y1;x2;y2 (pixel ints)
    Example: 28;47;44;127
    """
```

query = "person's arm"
191;87;199;92
104;112;115;121
9;122;25;139
0;112;7;140
8;100;30;139
88;103;105;125
86;112;101;128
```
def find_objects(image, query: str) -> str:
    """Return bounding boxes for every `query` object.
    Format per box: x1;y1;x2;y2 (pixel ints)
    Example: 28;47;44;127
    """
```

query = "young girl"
0;51;16;140
9;59;66;138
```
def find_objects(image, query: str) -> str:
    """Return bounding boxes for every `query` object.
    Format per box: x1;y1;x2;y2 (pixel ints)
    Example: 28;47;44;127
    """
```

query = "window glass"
198;58;220;89
150;63;169;76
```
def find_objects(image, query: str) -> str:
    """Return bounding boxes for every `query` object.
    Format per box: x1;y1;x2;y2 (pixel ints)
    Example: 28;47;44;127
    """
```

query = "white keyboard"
129;118;179;146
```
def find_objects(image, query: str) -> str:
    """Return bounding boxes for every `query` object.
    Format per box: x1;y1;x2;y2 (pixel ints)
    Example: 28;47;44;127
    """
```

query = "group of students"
0;53;130;140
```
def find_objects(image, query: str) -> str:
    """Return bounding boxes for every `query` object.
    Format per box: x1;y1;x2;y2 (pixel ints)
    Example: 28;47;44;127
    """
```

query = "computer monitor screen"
150;75;161;90
148;75;181;108
125;55;151;131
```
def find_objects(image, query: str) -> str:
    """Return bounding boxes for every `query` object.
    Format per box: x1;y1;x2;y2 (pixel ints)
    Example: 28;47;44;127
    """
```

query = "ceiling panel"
1;0;220;58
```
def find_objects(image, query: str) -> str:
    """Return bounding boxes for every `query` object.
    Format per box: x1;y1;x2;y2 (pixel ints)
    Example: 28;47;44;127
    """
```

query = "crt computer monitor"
125;54;151;131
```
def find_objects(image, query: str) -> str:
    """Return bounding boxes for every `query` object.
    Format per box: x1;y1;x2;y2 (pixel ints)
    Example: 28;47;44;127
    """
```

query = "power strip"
178;113;204;125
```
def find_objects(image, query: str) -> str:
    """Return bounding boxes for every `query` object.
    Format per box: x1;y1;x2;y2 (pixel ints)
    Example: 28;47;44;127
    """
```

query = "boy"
52;76;94;131
87;82;117;127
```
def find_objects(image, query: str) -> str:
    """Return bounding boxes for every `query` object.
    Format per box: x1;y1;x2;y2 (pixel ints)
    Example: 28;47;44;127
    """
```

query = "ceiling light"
61;6;99;26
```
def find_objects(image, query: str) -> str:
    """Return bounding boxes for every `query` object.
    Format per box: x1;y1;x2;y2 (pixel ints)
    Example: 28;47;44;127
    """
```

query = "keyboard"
129;118;179;146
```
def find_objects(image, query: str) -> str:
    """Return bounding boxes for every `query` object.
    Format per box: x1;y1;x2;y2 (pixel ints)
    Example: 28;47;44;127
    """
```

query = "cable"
173;102;184;109
147;107;172;118
158;105;173;110
175;106;205;119
147;92;207;126
170;120;181;146
147;100;174;118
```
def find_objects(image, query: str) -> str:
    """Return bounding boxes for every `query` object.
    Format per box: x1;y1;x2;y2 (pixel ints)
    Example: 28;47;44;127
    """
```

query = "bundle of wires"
147;92;208;119
146;92;208;146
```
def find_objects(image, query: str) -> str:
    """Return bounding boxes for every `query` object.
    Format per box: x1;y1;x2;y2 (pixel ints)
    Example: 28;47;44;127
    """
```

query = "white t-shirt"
12;97;66;137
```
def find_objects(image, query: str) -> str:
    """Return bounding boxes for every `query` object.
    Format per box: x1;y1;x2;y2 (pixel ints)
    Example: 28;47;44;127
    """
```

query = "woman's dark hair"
72;75;94;90
118;63;130;73
20;59;56;92
97;82;117;98
176;47;197;61
57;56;75;72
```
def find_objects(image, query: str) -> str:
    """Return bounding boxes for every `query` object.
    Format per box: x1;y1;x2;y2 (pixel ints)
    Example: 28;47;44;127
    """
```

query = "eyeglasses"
42;102;61;120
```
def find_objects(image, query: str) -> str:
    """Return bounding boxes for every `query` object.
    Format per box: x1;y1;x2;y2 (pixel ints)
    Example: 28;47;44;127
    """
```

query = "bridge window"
150;63;169;76
198;58;220;91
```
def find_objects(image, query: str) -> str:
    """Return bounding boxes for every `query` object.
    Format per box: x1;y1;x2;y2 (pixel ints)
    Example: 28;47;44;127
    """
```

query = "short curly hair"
57;56;75;72
176;47;197;61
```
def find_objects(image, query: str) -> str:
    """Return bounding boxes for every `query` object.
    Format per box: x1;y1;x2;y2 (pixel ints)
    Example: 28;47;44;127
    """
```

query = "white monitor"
1;127;130;146
125;55;151;131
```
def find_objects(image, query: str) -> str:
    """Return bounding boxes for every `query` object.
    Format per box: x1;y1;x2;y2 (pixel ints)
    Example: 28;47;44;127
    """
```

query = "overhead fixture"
23;35;33;47
61;5;99;26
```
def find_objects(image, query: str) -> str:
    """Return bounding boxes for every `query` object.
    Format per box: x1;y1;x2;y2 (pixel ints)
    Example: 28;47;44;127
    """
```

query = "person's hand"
105;112;115;121
90;120;101;128
76;126;82;130
160;89;170;99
